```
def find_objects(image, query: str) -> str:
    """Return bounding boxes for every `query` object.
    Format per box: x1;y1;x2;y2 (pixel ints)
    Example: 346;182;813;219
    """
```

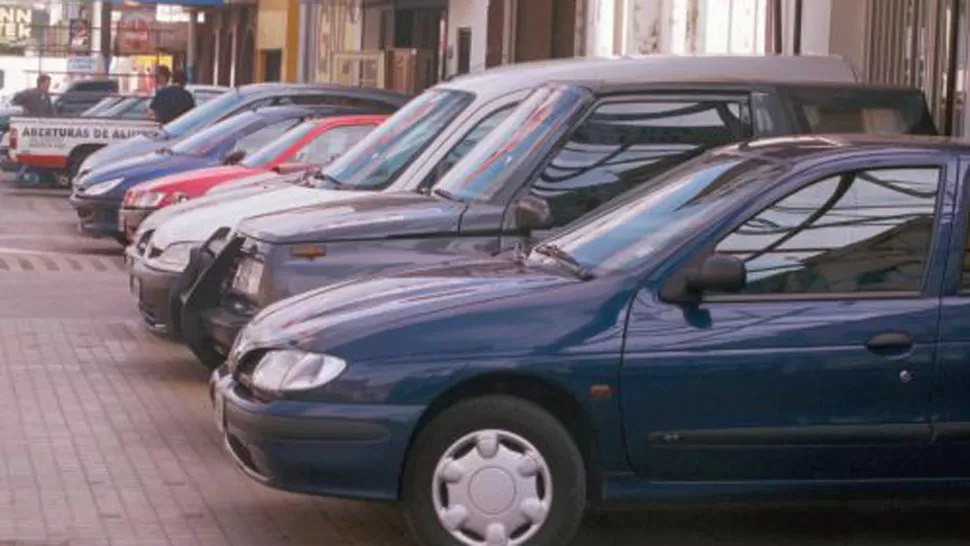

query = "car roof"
724;133;970;165
233;82;411;106
435;55;860;100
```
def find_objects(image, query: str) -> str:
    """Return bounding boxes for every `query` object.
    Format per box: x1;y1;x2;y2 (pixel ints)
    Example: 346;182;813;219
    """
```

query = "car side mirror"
273;162;312;175
514;195;554;233
223;149;246;165
685;253;747;294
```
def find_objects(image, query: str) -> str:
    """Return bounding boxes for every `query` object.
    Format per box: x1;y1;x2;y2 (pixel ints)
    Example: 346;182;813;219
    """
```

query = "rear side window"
787;88;938;136
531;97;750;227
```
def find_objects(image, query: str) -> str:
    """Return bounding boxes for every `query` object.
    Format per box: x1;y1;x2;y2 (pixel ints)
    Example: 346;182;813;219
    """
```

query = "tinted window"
415;105;516;189
531;154;783;275
530;98;748;226
241;120;318;168
235;119;303;155
171;112;263;155
163;90;245;137
715;167;941;296
324;89;472;190
294;125;376;164
787;88;938;135
290;94;397;112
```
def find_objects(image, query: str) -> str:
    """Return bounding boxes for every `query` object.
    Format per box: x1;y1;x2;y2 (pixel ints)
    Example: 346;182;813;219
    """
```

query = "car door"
621;155;950;482
932;154;970;476
500;93;752;248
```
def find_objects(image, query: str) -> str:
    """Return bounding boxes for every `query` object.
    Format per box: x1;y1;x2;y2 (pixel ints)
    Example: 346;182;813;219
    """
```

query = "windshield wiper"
433;188;463;202
157;147;175;156
308;171;344;188
532;243;594;281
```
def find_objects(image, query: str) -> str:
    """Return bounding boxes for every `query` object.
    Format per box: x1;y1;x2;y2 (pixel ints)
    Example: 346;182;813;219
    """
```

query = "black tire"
185;335;225;371
403;395;586;546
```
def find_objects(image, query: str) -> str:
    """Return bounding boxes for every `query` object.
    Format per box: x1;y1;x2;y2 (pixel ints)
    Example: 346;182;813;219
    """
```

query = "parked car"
133;56;775;339
9;85;233;180
70;105;380;242
75;83;410;180
182;71;937;368
211;134;969;546
118;114;387;239
50;79;120;116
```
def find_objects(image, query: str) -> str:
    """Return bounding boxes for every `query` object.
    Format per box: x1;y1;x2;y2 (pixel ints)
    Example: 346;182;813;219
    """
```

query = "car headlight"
129;191;167;208
151;241;194;273
84;177;124;196
250;350;347;393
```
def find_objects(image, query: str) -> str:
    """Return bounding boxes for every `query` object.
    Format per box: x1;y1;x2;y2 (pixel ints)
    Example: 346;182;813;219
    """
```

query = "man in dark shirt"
149;68;195;125
12;74;54;116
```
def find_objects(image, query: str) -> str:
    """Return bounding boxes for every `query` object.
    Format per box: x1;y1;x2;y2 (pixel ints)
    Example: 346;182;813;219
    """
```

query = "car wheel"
404;395;586;546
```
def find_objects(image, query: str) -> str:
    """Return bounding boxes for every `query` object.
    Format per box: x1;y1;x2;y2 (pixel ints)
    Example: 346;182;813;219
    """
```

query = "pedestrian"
12;74;54;117
148;67;195;125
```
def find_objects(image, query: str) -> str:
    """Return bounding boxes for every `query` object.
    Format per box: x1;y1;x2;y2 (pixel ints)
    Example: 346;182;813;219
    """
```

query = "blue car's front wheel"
403;395;587;546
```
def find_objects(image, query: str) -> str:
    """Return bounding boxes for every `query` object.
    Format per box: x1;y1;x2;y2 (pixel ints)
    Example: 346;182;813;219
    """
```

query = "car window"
323;89;473;190
163;90;245;137
171;113;264;155
235;119;303;155
713;167;941;296
293;124;377;165
417;105;516;189
528;97;749;227
786;87;938;135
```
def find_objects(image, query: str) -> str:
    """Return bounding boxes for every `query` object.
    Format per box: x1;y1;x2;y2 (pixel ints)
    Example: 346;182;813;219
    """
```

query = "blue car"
212;134;970;546
75;83;410;180
69;105;374;242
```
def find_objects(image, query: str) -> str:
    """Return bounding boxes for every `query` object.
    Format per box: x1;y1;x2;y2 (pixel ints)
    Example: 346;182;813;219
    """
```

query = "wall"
446;0;488;76
255;0;297;81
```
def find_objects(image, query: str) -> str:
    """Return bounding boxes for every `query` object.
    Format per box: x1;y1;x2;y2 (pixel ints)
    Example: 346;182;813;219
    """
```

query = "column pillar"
626;0;667;54
186;8;197;82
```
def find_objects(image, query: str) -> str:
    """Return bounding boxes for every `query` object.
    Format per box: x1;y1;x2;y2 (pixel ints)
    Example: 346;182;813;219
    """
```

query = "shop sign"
0;5;32;44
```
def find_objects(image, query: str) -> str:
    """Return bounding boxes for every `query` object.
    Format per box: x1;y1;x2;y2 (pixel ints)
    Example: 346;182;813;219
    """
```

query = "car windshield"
528;153;786;276
432;84;591;203
240;120;317;168
171;112;263;156
162;89;245;137
102;97;145;117
321;89;472;189
82;96;122;117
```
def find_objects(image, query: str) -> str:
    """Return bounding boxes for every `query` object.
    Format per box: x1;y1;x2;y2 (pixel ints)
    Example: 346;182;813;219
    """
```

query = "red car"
119;114;386;238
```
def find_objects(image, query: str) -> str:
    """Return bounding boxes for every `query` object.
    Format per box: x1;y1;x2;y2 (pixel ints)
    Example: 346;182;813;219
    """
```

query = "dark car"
211;134;970;546
182;78;937;368
52;79;120;117
70;104;382;242
75;83;410;180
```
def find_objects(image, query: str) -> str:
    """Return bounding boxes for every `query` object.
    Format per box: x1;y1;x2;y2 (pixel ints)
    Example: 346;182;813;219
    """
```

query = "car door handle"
866;332;914;354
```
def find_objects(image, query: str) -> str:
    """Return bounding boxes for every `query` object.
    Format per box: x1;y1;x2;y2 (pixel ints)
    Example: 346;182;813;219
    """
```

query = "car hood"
149;184;376;250
237;258;577;355
79;153;214;189
135;165;253;193
239;192;465;244
81;134;166;172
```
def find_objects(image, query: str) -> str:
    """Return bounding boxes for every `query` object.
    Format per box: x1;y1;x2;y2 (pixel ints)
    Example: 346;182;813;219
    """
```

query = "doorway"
262;49;282;82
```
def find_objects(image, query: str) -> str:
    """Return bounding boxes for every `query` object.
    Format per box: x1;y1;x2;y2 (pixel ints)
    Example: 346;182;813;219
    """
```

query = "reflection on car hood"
135;165;252;193
241;258;576;351
149;184;375;250
239;192;464;244
81;135;161;172
80;153;212;188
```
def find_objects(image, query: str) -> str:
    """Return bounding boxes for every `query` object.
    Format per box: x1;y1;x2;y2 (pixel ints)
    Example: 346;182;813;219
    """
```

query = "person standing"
148;67;195;125
12;74;54;117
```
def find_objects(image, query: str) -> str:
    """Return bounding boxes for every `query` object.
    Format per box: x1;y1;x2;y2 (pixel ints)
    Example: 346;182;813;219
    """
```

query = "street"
0;175;968;546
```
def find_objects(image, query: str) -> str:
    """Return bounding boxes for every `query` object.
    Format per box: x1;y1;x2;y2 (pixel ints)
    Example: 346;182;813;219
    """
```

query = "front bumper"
119;207;156;242
210;368;423;501
69;193;122;240
130;255;184;337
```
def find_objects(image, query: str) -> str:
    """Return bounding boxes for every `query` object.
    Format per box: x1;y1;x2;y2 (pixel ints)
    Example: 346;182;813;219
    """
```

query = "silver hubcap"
432;429;552;546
